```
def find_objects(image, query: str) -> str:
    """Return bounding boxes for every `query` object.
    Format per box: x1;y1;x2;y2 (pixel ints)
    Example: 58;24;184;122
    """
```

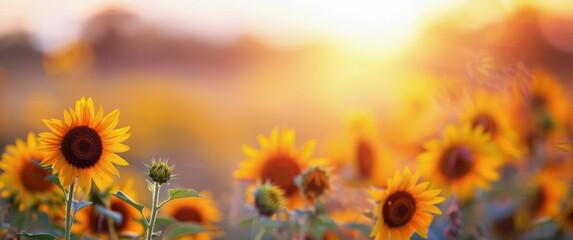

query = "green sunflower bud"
254;182;286;217
147;158;173;185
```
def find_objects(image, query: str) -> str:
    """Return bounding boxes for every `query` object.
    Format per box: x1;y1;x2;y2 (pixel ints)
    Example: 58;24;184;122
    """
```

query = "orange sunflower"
515;171;567;229
370;167;445;240
0;132;62;211
161;191;222;240
73;179;144;238
417;123;502;200
460;90;523;165
38;97;130;193
234;128;321;209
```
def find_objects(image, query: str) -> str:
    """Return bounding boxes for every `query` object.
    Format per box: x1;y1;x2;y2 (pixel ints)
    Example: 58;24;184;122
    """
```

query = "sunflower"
370;167;445;240
417;123;502;200
512;70;569;153
0;132;62;211
557;198;573;233
38;97;130;193
346;113;397;188
515;171;567;229
73;179;144;238
460;90;523;165
234;128;320;209
161;191;222;240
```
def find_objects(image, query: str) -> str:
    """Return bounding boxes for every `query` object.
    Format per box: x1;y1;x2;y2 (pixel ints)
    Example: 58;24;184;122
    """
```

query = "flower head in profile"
300;164;331;203
0;132;62;211
38;97;130;193
234;128;319;209
417;124;502;200
515;171;567;229
370;167;445;240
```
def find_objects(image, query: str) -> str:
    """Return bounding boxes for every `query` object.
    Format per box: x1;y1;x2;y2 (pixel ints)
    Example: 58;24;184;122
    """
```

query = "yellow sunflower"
346;113;397;188
460;90;523;165
370;167;445;240
512;70;569;152
73;179;144;238
38;97;130;193
161;191;222;240
557;198;573;233
234;128;320;209
515;171;567;229
0;132;62;211
417;123;502;200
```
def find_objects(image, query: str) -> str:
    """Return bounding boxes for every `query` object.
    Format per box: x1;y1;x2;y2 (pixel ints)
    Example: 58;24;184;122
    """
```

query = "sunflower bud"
148;159;173;185
254;182;286;217
301;166;330;202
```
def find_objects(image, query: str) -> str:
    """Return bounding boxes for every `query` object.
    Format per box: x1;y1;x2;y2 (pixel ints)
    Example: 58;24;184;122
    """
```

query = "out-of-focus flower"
344;113;397;188
512;70;570;154
0;132;62;211
460;90;523;165
370;167;445;240
161;190;222;240
251;182;286;218
417;124;502;200
38;97;130;193
301;165;331;203
73;179;144;238
43;41;93;77
492;214;521;240
443;202;462;240
557;198;573;233
515;171;567;229
234;128;320;209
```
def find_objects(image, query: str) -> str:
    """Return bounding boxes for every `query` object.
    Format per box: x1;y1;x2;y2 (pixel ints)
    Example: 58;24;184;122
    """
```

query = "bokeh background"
2;0;573;238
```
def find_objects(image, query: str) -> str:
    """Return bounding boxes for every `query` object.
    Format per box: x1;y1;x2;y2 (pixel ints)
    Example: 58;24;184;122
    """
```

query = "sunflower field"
1;1;573;240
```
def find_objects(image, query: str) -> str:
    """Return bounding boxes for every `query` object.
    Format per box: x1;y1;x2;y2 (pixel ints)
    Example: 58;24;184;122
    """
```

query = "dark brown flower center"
472;114;497;136
439;145;474;180
303;169;330;200
260;155;301;196
492;214;519;239
355;140;374;178
172;206;204;224
531;94;547;110
61;126;103;169
89;201;130;233
20;160;52;192
383;191;416;228
567;210;573;223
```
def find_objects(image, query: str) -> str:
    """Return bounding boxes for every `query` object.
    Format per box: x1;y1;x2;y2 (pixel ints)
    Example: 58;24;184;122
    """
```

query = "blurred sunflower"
0;132;62;211
234;128;319;209
370;167;445;240
38;97;130;193
161;191;222;240
557;198;573;233
417;124;502;200
513;70;569;153
516;172;567;229
301;159;332;203
460;90;523;164
346;113;397;188
73;179;144;238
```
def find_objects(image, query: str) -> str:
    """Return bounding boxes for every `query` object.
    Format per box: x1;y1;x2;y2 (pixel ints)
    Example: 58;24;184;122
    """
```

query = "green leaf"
158;189;201;209
72;200;92;212
18;232;57;240
112;191;145;213
45;175;64;192
316;214;337;228
169;224;207;238
155;216;176;227
95;205;122;224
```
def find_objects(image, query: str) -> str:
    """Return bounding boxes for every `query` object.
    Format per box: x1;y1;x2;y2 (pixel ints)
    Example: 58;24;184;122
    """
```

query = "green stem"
145;182;161;240
254;227;266;240
299;196;308;240
64;182;76;240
